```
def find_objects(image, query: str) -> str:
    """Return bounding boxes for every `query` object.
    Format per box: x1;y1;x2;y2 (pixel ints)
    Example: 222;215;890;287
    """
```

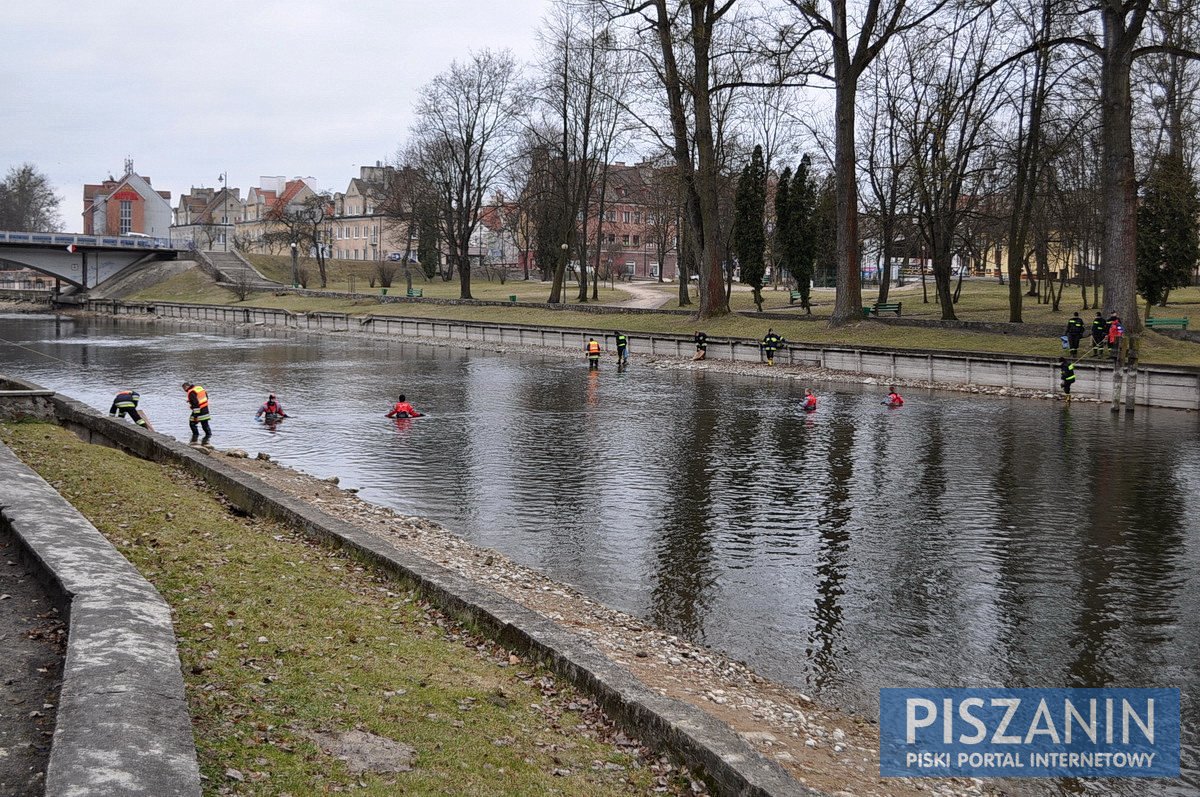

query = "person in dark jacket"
1091;312;1107;358
1059;357;1076;401
692;331;708;361
109;389;155;431
614;332;629;365
1065;312;1085;358
761;329;783;366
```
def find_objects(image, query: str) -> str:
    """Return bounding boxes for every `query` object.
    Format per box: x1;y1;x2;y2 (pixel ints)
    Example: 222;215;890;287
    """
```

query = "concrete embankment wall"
0;374;811;797
89;298;1200;411
0;387;201;797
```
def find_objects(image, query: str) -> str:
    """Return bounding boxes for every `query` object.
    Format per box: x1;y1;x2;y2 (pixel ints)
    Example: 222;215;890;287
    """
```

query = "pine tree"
773;167;793;285
734;145;768;312
790;159;817;311
1137;152;1200;310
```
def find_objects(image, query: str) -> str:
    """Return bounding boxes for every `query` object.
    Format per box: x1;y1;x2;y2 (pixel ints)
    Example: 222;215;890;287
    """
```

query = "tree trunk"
830;59;862;326
877;223;893;304
1099;13;1141;331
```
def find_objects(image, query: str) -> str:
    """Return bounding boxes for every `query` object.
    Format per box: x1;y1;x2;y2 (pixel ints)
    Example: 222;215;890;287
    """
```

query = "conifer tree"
734;145;768;312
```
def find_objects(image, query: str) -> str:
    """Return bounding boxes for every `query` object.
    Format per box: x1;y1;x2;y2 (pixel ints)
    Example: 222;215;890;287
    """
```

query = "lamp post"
290;241;298;288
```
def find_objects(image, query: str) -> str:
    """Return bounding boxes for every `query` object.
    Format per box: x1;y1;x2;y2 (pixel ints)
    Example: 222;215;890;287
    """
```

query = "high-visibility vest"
1062;363;1076;383
615;334;628;349
586;341;601;355
188;385;209;410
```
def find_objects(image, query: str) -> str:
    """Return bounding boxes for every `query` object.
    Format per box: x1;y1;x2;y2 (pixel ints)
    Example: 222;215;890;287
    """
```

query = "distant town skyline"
1;0;547;232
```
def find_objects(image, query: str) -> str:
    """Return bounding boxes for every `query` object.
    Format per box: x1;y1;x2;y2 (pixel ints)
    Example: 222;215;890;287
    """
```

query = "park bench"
789;290;802;304
868;301;903;316
406;288;423;298
1145;317;1188;330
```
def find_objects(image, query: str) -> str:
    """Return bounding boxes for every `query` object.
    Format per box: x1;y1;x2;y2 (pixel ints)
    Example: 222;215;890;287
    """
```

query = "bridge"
0;230;179;291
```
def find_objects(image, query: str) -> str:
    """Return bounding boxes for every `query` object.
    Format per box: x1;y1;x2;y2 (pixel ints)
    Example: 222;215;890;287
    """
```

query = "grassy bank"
0;422;695;796
129;269;1200;366
243;254;631;303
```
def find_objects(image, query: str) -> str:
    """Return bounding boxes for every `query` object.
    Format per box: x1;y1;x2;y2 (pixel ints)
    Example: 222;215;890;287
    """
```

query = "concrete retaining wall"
90;299;1200;410
0;426;201;796
0;389;57;421
2;373;812;797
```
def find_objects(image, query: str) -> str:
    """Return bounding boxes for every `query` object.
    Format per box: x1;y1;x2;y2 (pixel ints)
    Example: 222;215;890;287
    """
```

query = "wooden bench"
869;301;902;316
789;290;802;304
1146;317;1188;330
406;288;423;298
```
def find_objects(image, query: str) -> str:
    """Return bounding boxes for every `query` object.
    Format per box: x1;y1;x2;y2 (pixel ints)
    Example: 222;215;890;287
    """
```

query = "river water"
3;312;1198;794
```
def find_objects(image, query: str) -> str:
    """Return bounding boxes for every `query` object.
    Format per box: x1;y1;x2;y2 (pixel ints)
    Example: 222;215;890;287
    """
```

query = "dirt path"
610;280;674;309
0;531;64;796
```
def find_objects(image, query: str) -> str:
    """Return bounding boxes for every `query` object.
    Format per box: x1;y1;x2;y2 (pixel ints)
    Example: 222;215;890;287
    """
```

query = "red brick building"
82;167;172;238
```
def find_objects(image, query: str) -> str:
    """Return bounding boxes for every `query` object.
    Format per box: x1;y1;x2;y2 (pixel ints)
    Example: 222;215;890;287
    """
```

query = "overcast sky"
2;0;549;231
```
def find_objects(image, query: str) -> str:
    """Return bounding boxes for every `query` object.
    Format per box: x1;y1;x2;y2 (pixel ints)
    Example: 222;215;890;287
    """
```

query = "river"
2;311;1198;795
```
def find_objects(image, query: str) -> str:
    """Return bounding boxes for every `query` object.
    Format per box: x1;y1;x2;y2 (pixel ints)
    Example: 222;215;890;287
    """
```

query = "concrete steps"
203;250;278;287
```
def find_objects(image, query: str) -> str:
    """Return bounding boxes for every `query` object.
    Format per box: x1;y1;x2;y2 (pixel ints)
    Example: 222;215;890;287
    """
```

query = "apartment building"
171;186;243;250
82;164;172;239
330;164;415;262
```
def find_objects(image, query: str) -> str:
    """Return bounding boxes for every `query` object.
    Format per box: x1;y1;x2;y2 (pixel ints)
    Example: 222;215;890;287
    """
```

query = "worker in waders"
1059;357;1076;402
1065;312;1085;359
761;329;783;366
802;388;817;412
109;389;155;432
1091;312;1108;358
182;382;211;443
385;394;423;418
614;332;630;365
586;338;602;370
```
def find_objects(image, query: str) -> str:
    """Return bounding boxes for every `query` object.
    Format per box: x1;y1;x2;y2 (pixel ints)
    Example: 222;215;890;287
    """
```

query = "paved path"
611;280;674;310
0;530;62;797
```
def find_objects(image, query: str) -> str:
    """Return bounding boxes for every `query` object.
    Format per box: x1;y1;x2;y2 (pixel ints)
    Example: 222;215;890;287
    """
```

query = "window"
632;235;640;247
622;211;631;223
634;212;641;224
622;234;630;246
119;200;132;234
606;210;615;222
607;234;615;244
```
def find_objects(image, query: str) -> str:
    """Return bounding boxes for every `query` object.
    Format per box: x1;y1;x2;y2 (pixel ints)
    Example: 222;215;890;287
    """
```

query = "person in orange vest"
586;337;602;370
885;386;904;407
802;388;817;412
182;381;212;442
385;394;424;418
109;389;155;432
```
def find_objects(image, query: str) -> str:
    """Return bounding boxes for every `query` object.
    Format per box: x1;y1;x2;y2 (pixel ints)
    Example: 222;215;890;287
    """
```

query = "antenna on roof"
124;158;135;176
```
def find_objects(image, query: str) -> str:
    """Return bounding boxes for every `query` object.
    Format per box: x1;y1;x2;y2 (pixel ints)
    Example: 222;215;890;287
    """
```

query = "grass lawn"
0;422;694;796
128;270;1200;366
243;254;631;304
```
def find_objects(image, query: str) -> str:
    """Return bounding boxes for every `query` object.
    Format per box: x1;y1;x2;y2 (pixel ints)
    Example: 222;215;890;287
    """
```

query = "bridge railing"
0;230;173;250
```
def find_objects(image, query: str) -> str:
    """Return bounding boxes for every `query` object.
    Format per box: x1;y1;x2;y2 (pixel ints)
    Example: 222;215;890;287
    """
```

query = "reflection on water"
3;312;1199;795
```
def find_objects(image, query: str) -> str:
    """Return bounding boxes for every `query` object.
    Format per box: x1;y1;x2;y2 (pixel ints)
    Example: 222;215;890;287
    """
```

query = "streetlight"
290;241;298;288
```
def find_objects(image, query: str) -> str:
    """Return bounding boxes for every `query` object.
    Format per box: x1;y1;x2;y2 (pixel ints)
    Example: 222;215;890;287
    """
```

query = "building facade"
82;166;172;239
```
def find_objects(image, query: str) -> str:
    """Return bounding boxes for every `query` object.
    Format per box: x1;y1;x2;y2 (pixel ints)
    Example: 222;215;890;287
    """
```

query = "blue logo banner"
880;688;1180;778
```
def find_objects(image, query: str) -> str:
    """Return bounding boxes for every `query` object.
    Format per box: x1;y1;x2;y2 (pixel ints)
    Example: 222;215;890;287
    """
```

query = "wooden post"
1110;338;1124;412
1124;334;1138;412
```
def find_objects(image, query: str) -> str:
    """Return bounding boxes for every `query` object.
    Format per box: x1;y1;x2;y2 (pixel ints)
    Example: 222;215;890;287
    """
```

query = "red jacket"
387;401;422;418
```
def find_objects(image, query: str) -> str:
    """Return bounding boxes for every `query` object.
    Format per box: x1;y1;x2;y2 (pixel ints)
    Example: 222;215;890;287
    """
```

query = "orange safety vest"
187;385;209;410
586;340;601;356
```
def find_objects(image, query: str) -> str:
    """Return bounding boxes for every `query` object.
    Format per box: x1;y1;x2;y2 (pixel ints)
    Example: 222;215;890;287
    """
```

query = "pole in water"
1124;335;1137;413
1110;337;1124;413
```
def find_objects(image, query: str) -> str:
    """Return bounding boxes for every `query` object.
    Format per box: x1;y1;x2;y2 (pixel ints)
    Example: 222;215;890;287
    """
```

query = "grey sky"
2;0;548;231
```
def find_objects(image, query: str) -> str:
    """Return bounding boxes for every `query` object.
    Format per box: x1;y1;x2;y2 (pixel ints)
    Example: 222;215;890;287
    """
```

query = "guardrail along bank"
86;298;1200;411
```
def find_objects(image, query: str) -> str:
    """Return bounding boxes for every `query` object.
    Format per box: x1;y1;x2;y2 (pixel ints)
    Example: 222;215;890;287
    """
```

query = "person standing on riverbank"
761;329;783;366
109;389;155;431
693;331;707;360
1090;312;1108;357
386;394;423;418
614;332;629;365
182;382;211;443
1065;312;1085;358
586;338;601;370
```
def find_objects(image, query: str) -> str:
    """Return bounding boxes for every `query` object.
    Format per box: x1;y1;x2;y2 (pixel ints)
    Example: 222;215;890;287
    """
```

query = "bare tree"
785;0;953;325
0;163;61;231
409;50;522;300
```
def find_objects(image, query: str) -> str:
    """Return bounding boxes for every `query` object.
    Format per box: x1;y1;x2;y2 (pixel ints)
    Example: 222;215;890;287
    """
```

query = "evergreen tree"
733;145;768;312
790;159;817;311
1137;152;1200;309
812;175;838;290
773;166;793;284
